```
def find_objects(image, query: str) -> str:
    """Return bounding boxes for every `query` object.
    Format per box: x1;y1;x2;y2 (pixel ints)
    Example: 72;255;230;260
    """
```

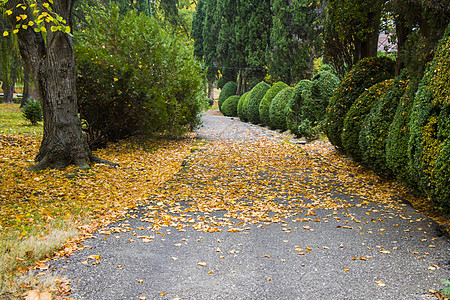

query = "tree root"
89;154;119;167
27;154;119;171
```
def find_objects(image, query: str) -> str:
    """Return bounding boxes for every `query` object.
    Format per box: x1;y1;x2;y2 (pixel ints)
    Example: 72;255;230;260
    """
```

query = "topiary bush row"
337;25;450;214
407;24;450;213
325;56;396;150
233;72;339;140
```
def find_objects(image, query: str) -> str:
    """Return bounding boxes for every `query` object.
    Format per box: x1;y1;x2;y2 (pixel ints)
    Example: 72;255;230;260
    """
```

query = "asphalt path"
46;111;449;300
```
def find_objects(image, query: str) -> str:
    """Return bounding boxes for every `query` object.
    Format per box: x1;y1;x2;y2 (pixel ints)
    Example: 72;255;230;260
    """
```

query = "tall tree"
192;0;205;60
5;0;111;170
268;0;324;84
0;13;21;104
202;0;220;98
243;0;271;89
324;0;384;76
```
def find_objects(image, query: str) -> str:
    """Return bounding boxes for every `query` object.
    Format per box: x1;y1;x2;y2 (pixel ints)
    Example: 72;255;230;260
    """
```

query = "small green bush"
386;86;414;182
259;82;289;127
207;98;214;107
247;82;270;124
342;80;394;161
218;81;238;112
408;24;450;213
359;76;408;174
286;80;312;137
237;92;250;122
22;99;43;125
269;86;294;131
221;95;240;117
325;57;395;150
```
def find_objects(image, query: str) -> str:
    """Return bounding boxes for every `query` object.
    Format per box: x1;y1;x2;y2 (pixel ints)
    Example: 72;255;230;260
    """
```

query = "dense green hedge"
76;7;204;149
237;92;250;122
359;77;408;174
259;82;289;127
325;57;395;150
386;87;414;182
221;95;240;117
269;86;294;131
408;25;450;212
286;80;312;137
308;71;340;124
342;80;394;162
218;81;238;112
247;82;270;124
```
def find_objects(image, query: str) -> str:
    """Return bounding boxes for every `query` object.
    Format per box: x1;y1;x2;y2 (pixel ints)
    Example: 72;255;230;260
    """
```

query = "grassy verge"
0;104;194;297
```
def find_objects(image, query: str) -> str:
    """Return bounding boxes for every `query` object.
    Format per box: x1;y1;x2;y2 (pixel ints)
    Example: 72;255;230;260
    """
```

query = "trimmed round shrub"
76;7;204;148
247;82;270;124
342;79;394;162
259;82;289;127
286;80;312;137
307;71;340;124
22;99;43;125
237;92;250;122
359;76;408;174
386;86;414;182
269;86;294;131
221;95;240;117
408;24;450;212
325;57;395;150
218;81;238;112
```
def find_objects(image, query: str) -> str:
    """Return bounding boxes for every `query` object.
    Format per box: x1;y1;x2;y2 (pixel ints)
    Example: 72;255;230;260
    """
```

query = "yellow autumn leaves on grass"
0;133;193;241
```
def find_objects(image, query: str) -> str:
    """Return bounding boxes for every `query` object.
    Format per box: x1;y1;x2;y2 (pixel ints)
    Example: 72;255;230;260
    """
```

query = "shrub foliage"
218;81;238;112
247;82;270;124
386;86;414;182
269;86;294;131
259;81;289;127
75;7;204;148
221;95;240;117
408;25;450;212
237;92;250;122
286;80;312;137
308;71;340;125
342;80;394;161
359;77;408;174
325;57;395;150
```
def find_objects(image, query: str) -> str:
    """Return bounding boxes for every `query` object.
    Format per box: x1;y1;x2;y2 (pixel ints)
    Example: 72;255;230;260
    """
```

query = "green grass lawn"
0;103;43;136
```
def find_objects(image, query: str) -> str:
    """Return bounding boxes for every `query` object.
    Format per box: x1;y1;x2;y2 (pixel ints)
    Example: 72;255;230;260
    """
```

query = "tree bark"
394;14;411;76
20;63;35;108
7;0;115;170
2;76;15;103
236;69;243;95
207;81;214;99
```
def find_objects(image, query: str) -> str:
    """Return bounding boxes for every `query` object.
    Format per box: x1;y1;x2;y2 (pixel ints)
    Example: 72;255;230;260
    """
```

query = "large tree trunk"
394;14;411;76
7;0;114;170
2;76;15;103
20;63;36;108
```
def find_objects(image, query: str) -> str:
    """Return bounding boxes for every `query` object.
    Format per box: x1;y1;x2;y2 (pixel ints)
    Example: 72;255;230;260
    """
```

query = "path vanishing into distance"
45;110;449;299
